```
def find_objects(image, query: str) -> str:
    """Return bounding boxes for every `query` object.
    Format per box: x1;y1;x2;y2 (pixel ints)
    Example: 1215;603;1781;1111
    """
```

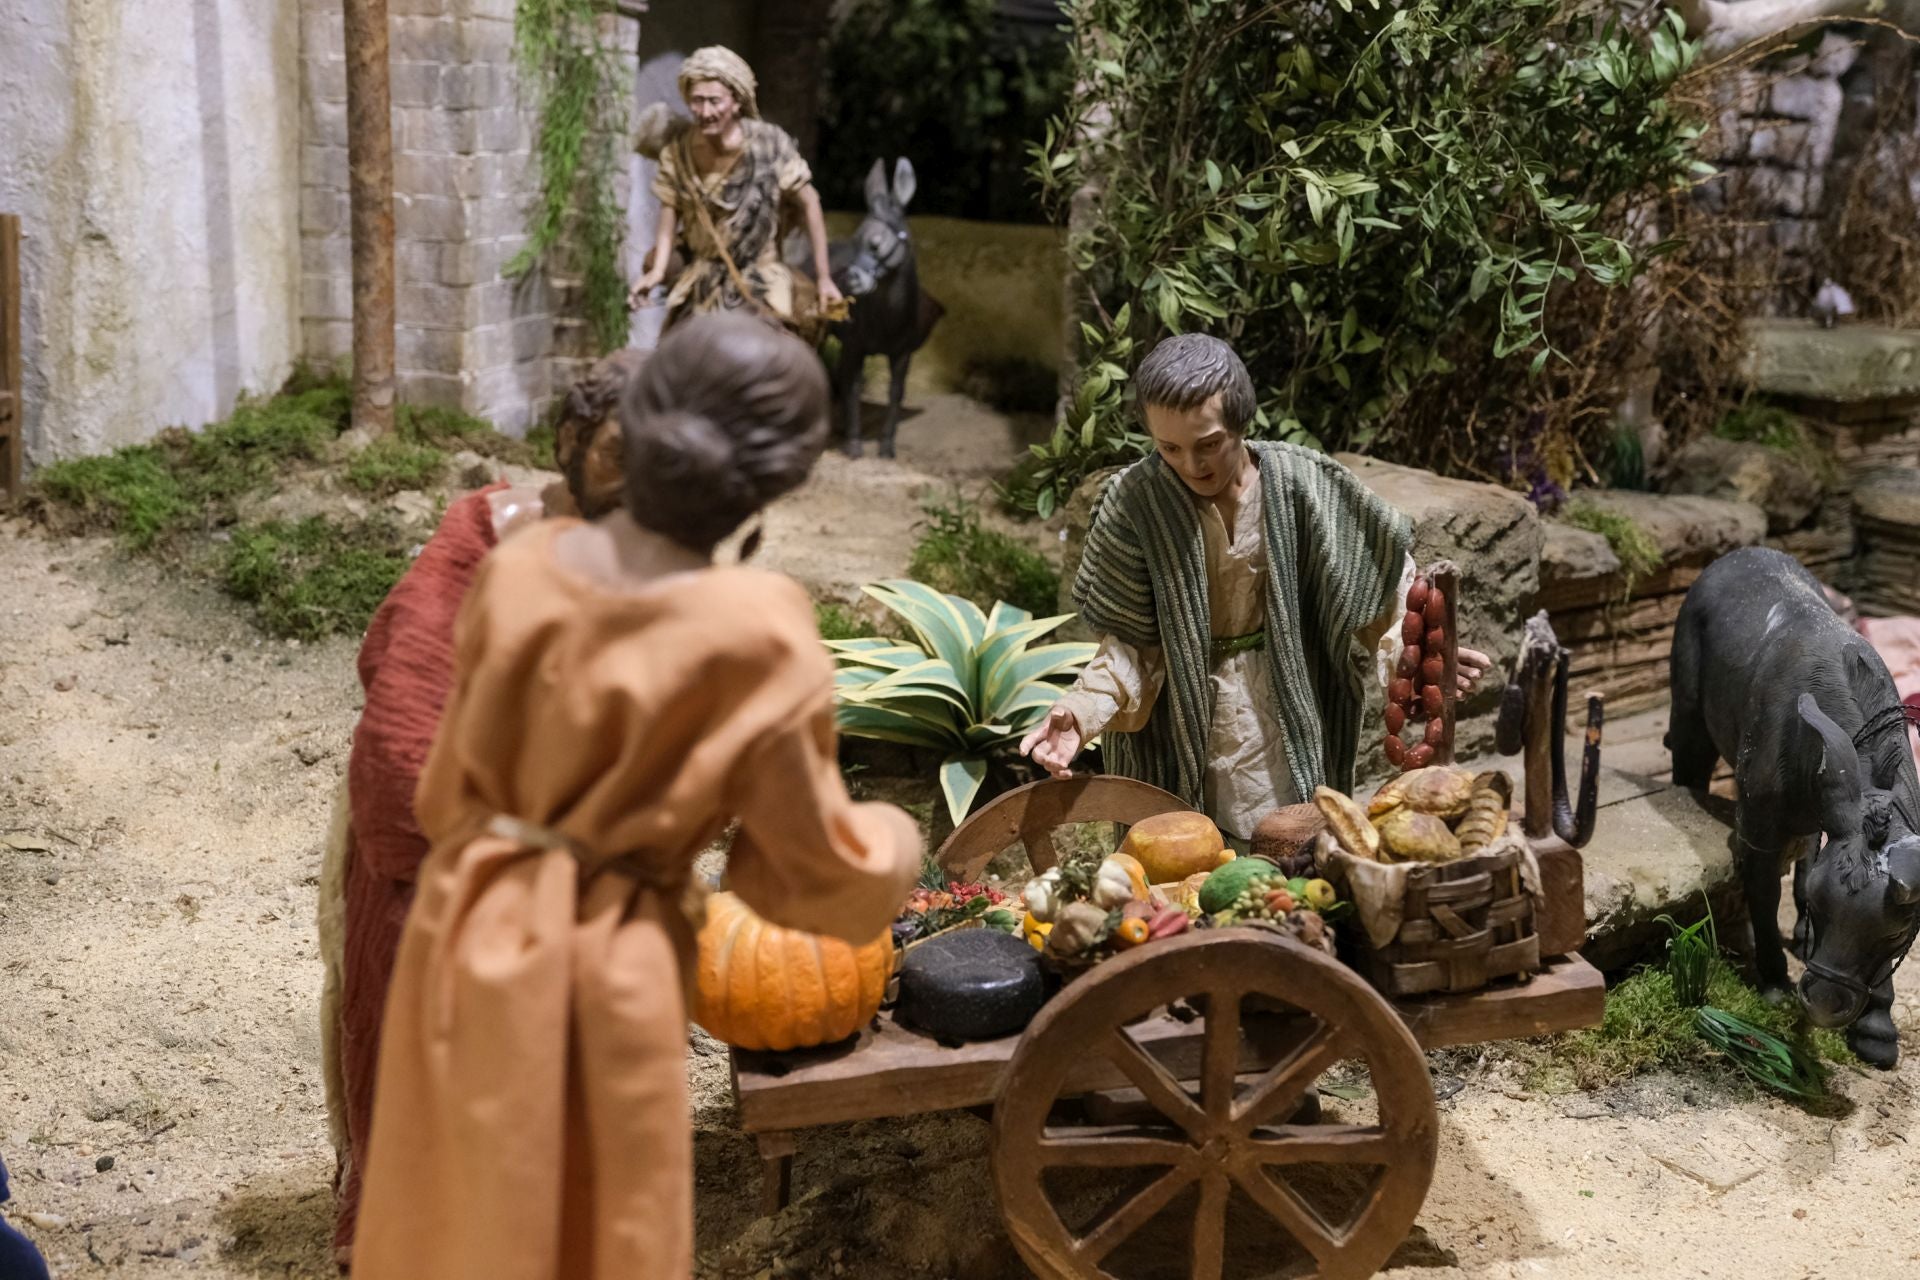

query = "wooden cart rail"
731;954;1600;1135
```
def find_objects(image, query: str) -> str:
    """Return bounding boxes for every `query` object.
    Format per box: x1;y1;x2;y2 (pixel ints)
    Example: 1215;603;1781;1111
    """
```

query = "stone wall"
299;0;638;434
0;0;302;462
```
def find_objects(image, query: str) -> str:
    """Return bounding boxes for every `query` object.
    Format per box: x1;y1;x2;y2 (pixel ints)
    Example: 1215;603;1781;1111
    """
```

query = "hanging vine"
507;0;630;353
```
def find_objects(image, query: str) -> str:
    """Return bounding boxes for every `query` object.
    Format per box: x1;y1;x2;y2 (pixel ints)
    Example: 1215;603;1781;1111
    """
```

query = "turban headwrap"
677;46;759;120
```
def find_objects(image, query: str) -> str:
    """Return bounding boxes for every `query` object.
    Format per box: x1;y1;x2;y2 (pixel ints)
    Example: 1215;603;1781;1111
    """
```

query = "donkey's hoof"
842;441;863;459
878;442;897;460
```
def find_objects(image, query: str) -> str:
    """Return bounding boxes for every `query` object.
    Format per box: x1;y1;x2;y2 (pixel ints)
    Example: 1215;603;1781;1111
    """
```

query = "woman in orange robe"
350;313;921;1279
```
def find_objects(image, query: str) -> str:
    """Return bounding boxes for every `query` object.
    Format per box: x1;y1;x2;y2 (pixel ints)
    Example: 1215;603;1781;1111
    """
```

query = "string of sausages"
1384;574;1448;771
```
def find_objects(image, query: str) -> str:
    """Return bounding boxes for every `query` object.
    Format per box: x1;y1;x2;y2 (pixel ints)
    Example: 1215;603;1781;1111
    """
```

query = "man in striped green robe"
1021;335;1488;839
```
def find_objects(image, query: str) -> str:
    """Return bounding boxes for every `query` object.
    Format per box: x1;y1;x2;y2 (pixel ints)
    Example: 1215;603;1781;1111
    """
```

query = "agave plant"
829;580;1097;825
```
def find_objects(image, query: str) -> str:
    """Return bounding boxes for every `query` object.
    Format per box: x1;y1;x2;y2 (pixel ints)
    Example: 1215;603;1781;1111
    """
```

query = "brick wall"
299;0;638;434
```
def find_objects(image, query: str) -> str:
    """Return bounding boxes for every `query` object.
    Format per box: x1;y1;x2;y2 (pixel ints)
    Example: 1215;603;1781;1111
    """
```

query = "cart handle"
935;775;1194;884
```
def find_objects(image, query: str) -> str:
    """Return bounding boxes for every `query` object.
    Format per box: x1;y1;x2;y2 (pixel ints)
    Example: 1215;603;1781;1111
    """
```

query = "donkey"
821;158;943;459
1668;546;1920;1067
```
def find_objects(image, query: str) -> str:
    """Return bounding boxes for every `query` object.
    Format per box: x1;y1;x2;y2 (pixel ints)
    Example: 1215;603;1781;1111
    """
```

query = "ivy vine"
507;0;629;353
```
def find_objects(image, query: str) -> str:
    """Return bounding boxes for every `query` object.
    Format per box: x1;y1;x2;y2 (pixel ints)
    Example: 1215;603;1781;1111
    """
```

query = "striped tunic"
1071;442;1413;807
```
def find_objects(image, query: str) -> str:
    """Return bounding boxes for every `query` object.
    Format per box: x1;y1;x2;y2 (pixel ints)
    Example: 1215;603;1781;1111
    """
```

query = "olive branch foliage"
508;0;630;353
1018;0;1710;516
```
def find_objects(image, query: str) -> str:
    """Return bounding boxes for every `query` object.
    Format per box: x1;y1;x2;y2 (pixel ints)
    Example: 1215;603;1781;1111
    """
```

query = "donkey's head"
1794;685;1920;1029
840;158;917;299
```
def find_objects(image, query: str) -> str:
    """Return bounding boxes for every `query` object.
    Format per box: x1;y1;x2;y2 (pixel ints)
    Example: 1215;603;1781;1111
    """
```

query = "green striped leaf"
974;614;1077;699
825;639;930;671
983;642;1099;716
987;600;1034;634
836;702;964;751
939;755;989;825
864;582;976;684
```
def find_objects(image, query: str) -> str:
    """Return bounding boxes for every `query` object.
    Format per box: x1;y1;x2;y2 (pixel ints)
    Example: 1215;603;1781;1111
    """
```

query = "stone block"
1663;437;1824;535
300;233;350;278
471;194;533;240
399;105;474;156
437;238;515;288
464;0;517;20
300;8;344;58
1746;121;1810;166
391;0;453;15
397;326;465;373
302;144;349;191
306;98;348;148
394;150;460;200
391;14;459;62
390;60;442;109
302;272;353;322
1813;29;1863;80
303;318;354;362
439;62;516;110
1580;778;1743;973
301;187;349;236
398;370;470;410
474;107;530;154
1744;164;1814;217
398;280;472;329
471;360;551;418
1562;490;1768;570
460;14;518;61
1768;74;1843;127
302;56;347;105
1709;70;1767;116
395;193;468;242
1741;320;1920;401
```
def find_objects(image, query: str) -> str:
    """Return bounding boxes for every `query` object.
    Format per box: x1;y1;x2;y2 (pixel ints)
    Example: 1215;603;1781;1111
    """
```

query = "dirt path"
2;394;1918;1278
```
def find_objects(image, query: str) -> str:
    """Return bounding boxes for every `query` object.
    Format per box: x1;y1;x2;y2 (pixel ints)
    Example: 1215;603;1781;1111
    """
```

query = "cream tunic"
1056;481;1414;839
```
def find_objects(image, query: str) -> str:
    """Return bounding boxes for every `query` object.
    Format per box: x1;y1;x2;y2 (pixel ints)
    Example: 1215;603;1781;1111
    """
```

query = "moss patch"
30;366;547;641
224;517;416;642
815;602;873;642
1562;501;1664;598
1516;958;1852;1097
908;495;1059;616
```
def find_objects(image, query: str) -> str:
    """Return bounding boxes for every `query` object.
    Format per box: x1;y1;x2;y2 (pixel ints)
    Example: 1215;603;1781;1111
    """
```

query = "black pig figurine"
1668;546;1920;1067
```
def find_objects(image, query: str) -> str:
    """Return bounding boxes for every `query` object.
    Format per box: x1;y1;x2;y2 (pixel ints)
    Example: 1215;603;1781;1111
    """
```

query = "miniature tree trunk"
344;0;396;438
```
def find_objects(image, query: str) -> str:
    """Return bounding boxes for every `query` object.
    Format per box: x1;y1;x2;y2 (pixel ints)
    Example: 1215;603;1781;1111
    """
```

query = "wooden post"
1;213;21;500
344;0;396;438
1516;620;1559;840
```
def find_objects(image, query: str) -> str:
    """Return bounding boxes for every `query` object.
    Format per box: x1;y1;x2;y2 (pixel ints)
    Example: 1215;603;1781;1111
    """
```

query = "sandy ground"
3;393;1919;1279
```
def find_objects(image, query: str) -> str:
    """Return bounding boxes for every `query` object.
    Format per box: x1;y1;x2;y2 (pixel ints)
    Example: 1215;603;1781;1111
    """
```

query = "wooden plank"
1;213;20;500
732;956;1605;1133
1533;841;1587;959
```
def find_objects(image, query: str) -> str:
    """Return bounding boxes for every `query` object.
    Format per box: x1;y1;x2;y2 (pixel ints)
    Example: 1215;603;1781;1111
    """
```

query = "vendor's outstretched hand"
1020;704;1082;779
1456;646;1492;694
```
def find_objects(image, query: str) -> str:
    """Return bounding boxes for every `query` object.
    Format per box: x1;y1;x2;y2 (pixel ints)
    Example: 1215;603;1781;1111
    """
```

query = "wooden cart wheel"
993;929;1438;1280
935;775;1194;884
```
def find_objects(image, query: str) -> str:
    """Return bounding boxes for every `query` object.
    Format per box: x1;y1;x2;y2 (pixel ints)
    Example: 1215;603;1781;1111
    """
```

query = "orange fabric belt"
485;813;711;929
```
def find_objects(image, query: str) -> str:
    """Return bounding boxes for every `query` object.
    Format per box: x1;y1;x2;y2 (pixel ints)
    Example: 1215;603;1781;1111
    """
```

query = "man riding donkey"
629;46;843;341
1024;335;1493;845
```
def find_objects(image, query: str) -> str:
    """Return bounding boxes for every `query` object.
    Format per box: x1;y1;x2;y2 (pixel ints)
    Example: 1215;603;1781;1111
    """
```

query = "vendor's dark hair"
1135;334;1256;434
557;347;645;519
620;314;829;553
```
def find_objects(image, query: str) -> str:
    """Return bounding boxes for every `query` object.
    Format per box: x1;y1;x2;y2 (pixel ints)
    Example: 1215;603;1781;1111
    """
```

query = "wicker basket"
1351;845;1539;996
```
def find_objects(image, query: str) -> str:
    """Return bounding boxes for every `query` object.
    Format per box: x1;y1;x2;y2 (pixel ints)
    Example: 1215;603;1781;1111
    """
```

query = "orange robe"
351;520;921;1279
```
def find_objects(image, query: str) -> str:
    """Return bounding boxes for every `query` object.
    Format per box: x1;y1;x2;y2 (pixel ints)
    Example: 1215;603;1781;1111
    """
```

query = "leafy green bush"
1561;500;1664;597
1715;401;1803;451
818;0;1072;222
814;602;873;642
832;582;1094;823
908;495;1061;615
1026;0;1707;513
345;438;448;497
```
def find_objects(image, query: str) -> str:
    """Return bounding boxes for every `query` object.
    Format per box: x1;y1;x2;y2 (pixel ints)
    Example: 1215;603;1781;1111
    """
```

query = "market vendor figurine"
628;45;843;337
349;314;920;1280
1022;334;1490;841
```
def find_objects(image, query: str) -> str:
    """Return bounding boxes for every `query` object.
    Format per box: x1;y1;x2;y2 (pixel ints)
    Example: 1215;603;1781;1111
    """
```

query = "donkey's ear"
1845;645;1904;789
1800;693;1864;838
891;158;918;210
864;159;891;210
1888;836;1920;906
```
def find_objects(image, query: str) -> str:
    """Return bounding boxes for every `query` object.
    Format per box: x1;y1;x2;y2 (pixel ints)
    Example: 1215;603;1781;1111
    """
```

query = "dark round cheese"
895;929;1046;1043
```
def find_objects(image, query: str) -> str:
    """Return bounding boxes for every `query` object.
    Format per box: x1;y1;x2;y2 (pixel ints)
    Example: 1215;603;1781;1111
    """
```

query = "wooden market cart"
728;775;1603;1280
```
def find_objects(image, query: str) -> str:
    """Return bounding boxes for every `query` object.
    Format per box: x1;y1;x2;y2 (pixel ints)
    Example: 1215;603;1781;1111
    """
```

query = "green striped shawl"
1071;442;1412;807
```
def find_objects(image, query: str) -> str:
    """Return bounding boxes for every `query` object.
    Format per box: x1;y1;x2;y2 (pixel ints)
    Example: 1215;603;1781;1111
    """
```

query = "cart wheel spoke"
1200;983;1244;1119
1191;1168;1229;1280
1073;1162;1200;1264
1026;827;1060;874
1232;1020;1352;1135
1103;1028;1208;1138
1228;1156;1342;1265
1036;1124;1193;1169
1242;1124;1398;1167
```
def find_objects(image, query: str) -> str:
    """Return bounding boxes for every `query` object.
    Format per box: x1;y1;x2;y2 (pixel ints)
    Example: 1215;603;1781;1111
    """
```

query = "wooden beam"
1;213;20;500
344;0;396;438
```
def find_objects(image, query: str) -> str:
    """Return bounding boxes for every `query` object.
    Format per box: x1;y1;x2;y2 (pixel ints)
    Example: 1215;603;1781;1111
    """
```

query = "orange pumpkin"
692;891;895;1051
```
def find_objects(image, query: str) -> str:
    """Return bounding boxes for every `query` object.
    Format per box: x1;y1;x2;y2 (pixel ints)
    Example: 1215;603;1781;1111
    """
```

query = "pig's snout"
1798;973;1867;1028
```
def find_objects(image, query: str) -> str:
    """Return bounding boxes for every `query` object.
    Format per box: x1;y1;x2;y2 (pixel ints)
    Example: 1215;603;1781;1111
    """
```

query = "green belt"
1210;630;1266;665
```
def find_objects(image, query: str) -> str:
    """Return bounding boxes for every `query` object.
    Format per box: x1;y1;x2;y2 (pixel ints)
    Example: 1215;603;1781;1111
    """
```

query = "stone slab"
1742;319;1920;402
1579;778;1743;973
